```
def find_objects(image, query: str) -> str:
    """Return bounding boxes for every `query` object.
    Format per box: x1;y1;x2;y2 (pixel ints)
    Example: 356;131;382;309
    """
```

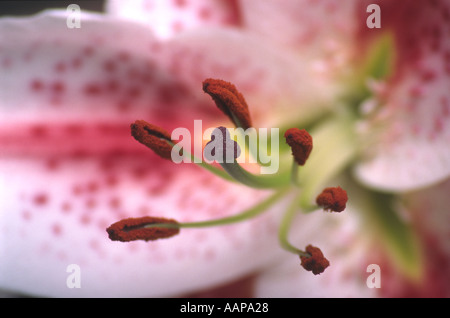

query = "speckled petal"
0;155;294;297
239;0;359;73
0;11;299;297
157;27;340;128
105;0;240;39
354;0;450;191
0;11;214;133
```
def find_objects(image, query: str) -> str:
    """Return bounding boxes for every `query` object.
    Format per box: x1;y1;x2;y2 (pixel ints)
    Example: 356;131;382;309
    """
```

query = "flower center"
107;78;360;276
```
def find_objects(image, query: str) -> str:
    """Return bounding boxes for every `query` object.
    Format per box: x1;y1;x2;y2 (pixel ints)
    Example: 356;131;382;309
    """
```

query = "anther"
284;128;313;166
316;187;348;212
203;78;253;130
130;120;173;160
106;216;180;242
300;245;330;275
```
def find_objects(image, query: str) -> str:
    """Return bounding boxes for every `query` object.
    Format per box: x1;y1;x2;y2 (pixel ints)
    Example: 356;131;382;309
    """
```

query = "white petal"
158;28;340;128
0;154;295;297
355;1;450;191
105;0;239;39
0;11;210;127
0;11;299;297
239;0;359;68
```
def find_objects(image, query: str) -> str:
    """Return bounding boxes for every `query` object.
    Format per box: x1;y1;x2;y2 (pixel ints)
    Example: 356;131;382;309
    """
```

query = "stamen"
284;128;313;166
106;216;179;242
130;120;173;160
119;79;351;278
107;189;287;243
278;193;330;275
203;78;253;130
316;187;348;212
300;245;330;275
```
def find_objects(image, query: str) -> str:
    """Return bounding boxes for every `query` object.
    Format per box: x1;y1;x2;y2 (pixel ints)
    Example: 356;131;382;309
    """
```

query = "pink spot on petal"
52;223;62;237
61;202;72;214
72;185;83;196
409;86;424;98
199;7;212;20
126;86;142;99
83;46;95;57
106;79;120;92
85;198;97;209
434;117;444;133
173;0;187;7
109;197;121;209
45;158;60;171
1;57;12;68
71;57;83;69
103;60;117;73
172;21;184;33
33;193;48;206
30;79;44;92
84;83;103;96
22;210;32;221
30;125;48;137
117;101;132;112
86;181;99;193
117;51;130;62
204;247;216;261
105;175;119;187
421;69;437;82
54;62;67;73
51;81;66;94
80;214;91;225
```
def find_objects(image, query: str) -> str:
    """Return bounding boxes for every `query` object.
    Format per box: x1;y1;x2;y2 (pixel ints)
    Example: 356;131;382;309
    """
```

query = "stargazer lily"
0;0;449;297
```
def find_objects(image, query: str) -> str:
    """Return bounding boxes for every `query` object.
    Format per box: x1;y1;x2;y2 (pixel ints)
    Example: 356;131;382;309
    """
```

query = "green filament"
144;188;289;229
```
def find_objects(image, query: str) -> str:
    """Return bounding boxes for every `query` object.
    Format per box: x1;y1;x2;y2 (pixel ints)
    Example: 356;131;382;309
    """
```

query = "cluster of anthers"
106;78;348;276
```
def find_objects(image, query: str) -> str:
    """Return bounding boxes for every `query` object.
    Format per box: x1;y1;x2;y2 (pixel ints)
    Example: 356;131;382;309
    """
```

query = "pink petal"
253;209;377;297
355;0;450;191
367;178;450;297
0;11;302;297
0;155;292;297
0;11;214;134
158;28;341;128
239;0;359;67
105;0;240;39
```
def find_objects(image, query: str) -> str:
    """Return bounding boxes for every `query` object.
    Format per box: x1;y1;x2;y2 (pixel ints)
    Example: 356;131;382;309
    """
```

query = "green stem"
144;188;289;229
278;193;310;257
290;161;300;187
220;161;290;189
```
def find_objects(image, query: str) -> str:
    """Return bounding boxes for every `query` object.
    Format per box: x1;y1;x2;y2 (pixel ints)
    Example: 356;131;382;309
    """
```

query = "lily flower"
0;0;449;298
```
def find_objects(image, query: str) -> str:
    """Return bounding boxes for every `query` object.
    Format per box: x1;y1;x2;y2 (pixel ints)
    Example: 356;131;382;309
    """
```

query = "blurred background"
0;1;105;16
